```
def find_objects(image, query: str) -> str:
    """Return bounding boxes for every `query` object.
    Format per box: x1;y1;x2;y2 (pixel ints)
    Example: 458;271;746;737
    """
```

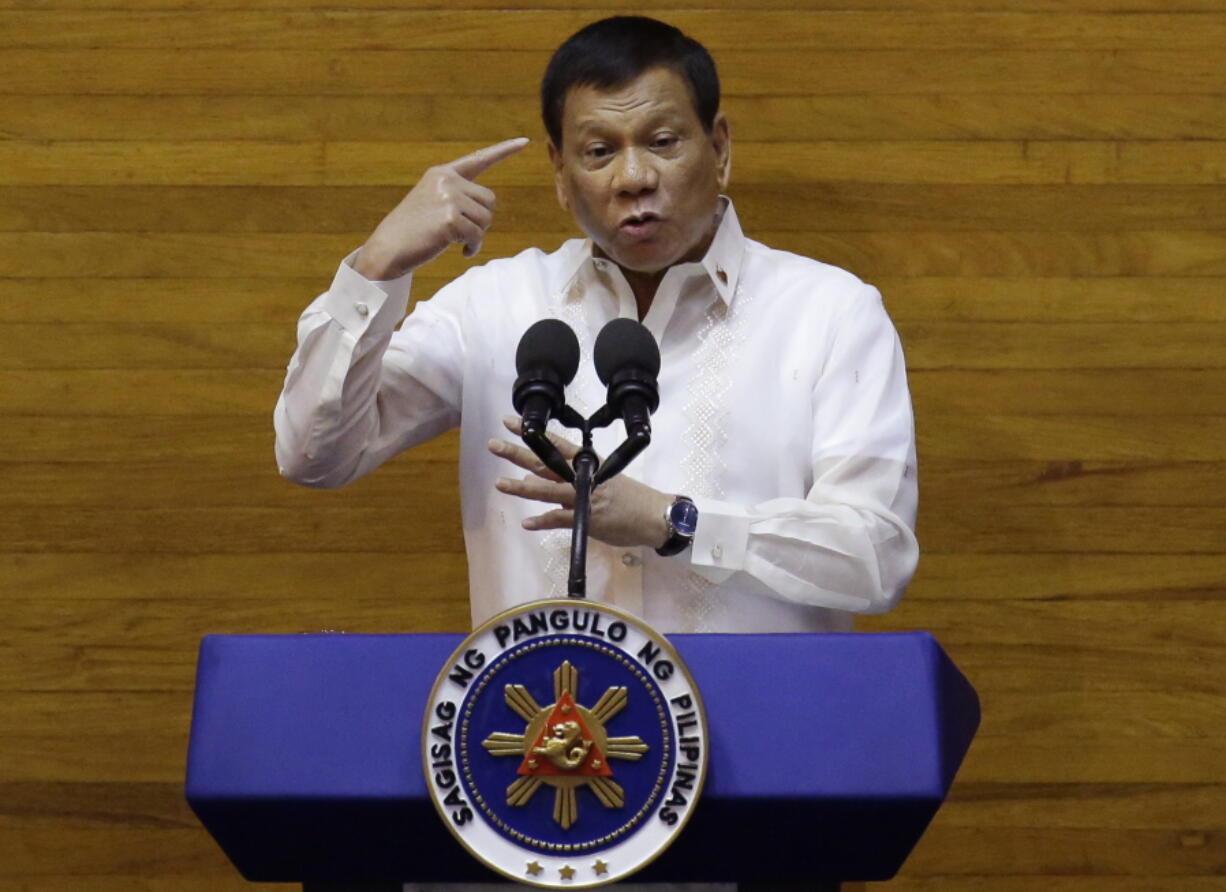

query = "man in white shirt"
274;16;918;636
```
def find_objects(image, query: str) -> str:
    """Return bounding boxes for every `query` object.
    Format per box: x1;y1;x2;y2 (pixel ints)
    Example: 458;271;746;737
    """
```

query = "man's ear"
547;140;570;212
712;113;732;191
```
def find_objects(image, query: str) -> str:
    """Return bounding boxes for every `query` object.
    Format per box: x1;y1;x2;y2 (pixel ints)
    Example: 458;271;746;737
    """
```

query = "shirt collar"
700;196;746;307
560;196;746;308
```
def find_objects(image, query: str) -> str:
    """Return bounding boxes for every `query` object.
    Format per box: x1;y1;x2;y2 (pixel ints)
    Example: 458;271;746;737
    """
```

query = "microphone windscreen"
593;318;661;385
515;319;580;384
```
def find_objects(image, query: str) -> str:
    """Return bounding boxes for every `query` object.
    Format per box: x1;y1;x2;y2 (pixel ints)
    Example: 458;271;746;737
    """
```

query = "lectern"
187;631;978;888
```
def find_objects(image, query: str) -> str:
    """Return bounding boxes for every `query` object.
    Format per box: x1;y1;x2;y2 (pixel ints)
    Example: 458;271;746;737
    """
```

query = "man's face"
548;66;731;275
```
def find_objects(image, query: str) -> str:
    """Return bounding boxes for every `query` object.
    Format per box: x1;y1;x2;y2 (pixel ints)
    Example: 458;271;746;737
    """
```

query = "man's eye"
587;145;611;159
652;135;677;149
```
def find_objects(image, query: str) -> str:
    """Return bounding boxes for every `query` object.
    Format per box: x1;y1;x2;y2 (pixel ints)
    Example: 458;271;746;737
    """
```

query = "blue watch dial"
669;499;699;537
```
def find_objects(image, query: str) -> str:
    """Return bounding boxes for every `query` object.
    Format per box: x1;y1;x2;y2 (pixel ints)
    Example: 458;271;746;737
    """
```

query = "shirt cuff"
322;248;413;335
689;496;751;571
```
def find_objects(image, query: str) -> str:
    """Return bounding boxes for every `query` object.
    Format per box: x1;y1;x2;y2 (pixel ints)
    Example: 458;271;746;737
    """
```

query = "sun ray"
590;686;628;723
482;732;527;756
506;775;543;806
554;660;578;700
586;776;625;808
504;684;541;722
605;737;649;760
554;784;578;829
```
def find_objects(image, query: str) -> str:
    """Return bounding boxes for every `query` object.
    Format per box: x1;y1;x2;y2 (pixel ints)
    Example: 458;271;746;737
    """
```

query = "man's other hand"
354;137;530;280
489;417;672;550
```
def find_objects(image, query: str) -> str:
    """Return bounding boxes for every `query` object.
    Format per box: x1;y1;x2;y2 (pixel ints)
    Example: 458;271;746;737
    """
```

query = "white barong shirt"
275;199;918;633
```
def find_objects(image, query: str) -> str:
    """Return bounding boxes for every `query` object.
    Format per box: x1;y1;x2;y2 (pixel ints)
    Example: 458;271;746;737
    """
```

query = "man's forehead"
561;68;695;131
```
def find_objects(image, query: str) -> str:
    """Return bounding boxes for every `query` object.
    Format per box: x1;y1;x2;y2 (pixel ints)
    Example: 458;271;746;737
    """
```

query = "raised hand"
489;417;672;550
354;137;530;280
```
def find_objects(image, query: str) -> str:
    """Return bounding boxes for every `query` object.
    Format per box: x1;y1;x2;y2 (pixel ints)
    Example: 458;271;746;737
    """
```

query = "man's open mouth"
620;213;662;237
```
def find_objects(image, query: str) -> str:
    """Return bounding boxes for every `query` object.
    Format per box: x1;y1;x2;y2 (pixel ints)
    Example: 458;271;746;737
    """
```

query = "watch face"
669;499;699;537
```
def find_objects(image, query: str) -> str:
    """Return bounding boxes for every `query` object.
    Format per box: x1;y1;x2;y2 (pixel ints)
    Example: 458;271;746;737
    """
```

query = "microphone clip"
520;404;586;484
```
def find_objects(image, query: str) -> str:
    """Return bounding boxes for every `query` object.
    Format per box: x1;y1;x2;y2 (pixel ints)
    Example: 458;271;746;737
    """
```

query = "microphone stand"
521;407;651;600
534;405;597;599
568;425;599;600
559;405;648;600
524;411;657;600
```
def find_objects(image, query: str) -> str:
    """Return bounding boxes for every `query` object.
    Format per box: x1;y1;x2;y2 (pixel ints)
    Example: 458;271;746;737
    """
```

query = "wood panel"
920;460;1226;506
8;185;1226;234
5;0;1226;9
4;411;1225;468
4;275;1225;323
0;551;468;601
5;230;1226;278
7;11;1226;51
7;458;1226;507
3;141;1225;186
16;367;1226;414
1;2;1223;890
916;415;1226;461
3;549;1223;605
9;503;1226;554
6;94;1226;141
5;50;1226;96
7;320;1226;370
896;825;1226;874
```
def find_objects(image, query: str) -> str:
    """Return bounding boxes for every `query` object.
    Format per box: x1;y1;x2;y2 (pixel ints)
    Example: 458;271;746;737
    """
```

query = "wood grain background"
2;0;1224;889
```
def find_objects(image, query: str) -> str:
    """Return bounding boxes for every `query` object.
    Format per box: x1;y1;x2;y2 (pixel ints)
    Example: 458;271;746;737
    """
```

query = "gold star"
526;861;543;876
559;865;576;880
593;859;609;876
591;759;602;769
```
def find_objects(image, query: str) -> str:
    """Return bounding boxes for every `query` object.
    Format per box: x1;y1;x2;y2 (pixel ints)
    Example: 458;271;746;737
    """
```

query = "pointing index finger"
450;137;530;181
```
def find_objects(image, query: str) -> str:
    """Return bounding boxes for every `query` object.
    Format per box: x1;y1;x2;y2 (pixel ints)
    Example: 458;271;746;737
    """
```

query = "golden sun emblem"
482;660;649;829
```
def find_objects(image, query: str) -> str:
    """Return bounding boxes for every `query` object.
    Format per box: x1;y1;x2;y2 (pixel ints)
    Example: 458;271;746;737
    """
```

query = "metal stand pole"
567;432;598;599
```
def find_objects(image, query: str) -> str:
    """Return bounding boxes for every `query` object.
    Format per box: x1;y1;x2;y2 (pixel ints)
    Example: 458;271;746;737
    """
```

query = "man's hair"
540;16;720;148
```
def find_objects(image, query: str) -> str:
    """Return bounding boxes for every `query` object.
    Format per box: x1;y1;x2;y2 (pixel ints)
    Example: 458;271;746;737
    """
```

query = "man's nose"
613;148;659;194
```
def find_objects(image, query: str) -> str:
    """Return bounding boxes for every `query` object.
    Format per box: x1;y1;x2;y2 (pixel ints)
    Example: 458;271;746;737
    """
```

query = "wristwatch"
656;495;699;557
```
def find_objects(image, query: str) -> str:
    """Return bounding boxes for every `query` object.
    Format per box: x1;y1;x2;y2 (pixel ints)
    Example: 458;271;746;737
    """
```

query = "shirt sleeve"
273;249;468;488
686;286;919;614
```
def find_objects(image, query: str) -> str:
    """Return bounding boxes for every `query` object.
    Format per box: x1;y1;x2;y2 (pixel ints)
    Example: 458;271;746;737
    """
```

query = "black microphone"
594;318;660;444
512;319;580;482
513;319;580;434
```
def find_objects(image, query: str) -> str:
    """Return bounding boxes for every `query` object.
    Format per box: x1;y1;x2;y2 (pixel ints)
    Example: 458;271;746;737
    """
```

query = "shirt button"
710;544;723;560
355;301;369;317
716;266;728;284
621;552;640;567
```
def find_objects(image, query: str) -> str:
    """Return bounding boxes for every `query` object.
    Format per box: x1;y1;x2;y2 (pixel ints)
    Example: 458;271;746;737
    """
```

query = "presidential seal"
423;599;708;888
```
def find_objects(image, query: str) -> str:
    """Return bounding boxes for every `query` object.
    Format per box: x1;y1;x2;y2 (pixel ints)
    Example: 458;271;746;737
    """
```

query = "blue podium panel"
186;632;978;884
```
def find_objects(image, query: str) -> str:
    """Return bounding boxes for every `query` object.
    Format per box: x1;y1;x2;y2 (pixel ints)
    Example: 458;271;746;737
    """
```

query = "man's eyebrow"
571;108;689;135
571;117;614;134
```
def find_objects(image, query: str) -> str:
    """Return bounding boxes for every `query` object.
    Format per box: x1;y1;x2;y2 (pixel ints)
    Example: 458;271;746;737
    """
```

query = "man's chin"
600;244;682;277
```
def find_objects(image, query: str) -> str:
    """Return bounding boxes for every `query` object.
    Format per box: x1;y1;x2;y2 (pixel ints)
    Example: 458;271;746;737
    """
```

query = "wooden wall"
2;0;1224;889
